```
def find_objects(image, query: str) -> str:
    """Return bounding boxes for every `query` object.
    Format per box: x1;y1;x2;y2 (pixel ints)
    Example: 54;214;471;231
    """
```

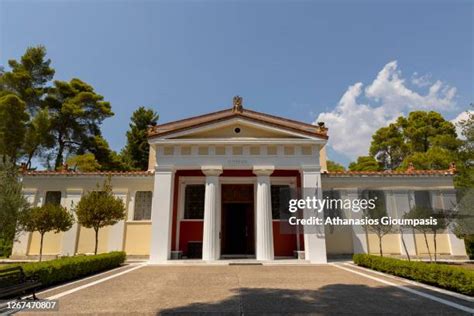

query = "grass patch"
353;254;474;296
0;252;126;289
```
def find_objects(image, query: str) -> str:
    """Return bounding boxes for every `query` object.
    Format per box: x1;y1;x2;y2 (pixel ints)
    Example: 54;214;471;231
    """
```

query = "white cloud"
411;72;432;87
451;110;473;139
316;61;457;159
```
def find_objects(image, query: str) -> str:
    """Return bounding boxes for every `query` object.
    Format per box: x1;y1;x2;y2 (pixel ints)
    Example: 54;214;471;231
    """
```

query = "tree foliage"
122;106;158;170
349;156;381;171
367;111;460;171
75;178;126;254
326;160;345;172
45;79;113;169
369;123;407;169
79;135;127;171
67;153;101;172
0;45;54;111
19;204;73;261
0;95;29;163
0;160;29;257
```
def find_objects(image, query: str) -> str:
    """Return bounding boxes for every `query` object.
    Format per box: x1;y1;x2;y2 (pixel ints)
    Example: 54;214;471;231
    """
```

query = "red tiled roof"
323;169;455;177
22;169;454;177
22;170;154;177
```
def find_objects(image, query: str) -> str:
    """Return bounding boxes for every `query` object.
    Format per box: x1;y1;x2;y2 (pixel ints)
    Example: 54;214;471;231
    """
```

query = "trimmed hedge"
1;251;126;288
353;254;474;296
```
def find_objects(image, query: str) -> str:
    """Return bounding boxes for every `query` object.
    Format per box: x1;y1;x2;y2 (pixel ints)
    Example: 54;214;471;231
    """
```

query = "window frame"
178;177;206;222
44;191;62;206
133;191;153;221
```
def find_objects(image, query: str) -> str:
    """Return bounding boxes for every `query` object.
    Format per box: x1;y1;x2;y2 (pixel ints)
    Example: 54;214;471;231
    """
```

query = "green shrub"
353;254;474;296
464;236;474;260
1;252;126;288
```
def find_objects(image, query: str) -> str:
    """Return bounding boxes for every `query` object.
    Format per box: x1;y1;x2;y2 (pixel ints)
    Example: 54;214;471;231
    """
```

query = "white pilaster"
202;166;223;261
392;190;417;257
342;189;369;254
60;189;83;256
149;166;175;263
254;166;275;261
301;166;327;263
11;189;38;257
108;190;128;252
440;191;468;257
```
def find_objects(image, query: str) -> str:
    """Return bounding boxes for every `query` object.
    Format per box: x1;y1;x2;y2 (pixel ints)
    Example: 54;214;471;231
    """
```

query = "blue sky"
1;0;472;166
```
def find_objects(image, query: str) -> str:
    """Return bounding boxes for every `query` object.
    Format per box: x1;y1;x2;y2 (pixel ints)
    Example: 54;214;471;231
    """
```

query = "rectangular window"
323;190;342;218
271;185;291;219
184;185;205;219
414;190;431;208
134;191;153;220
361;190;387;216
44;191;61;206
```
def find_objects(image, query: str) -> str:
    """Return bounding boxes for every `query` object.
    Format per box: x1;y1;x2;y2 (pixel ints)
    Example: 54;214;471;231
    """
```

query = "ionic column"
254;166;274;261
149;166;175;263
202;166;222;261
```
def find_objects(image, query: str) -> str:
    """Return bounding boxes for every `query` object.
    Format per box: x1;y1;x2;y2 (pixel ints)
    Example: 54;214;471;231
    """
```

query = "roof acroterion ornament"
232;95;243;113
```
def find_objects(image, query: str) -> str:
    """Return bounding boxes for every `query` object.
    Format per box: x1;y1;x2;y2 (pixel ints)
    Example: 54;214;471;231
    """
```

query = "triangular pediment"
173;118;303;139
148;106;328;141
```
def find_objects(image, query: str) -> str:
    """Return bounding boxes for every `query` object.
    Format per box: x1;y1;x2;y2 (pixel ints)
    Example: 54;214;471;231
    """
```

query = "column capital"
253;166;274;176
202;166;223;176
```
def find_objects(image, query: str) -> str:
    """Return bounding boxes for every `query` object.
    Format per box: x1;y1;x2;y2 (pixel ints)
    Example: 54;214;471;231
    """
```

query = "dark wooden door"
221;184;255;256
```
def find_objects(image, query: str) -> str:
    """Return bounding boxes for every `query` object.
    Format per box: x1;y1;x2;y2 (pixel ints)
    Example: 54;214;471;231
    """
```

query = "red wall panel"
179;221;204;255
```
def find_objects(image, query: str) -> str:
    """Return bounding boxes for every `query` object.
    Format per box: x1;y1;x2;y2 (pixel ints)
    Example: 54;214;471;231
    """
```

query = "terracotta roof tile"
23;170;154;177
323;170;455;177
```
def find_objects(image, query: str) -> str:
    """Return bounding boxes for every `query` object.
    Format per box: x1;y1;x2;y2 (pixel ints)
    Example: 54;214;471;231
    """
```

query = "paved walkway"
21;263;474;315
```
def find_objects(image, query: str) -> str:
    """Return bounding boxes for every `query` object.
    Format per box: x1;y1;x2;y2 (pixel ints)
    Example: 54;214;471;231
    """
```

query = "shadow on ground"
159;283;471;315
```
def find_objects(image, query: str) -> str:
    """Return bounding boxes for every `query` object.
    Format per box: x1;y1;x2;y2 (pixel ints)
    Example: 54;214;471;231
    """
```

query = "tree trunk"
26;150;36;169
423;232;432;262
400;229;411;261
433;231;437;262
379;235;383;257
94;228;99;255
39;233;44;262
54;136;65;170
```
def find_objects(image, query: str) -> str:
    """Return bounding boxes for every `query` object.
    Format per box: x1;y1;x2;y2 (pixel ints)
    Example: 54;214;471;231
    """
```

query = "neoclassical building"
12;97;467;263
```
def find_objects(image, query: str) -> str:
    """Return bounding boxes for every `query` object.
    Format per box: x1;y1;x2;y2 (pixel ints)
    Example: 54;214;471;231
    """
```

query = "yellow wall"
28;231;63;255
367;233;401;255
124;222;151;255
76;226;110;254
325;226;353;254
415;233;450;255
